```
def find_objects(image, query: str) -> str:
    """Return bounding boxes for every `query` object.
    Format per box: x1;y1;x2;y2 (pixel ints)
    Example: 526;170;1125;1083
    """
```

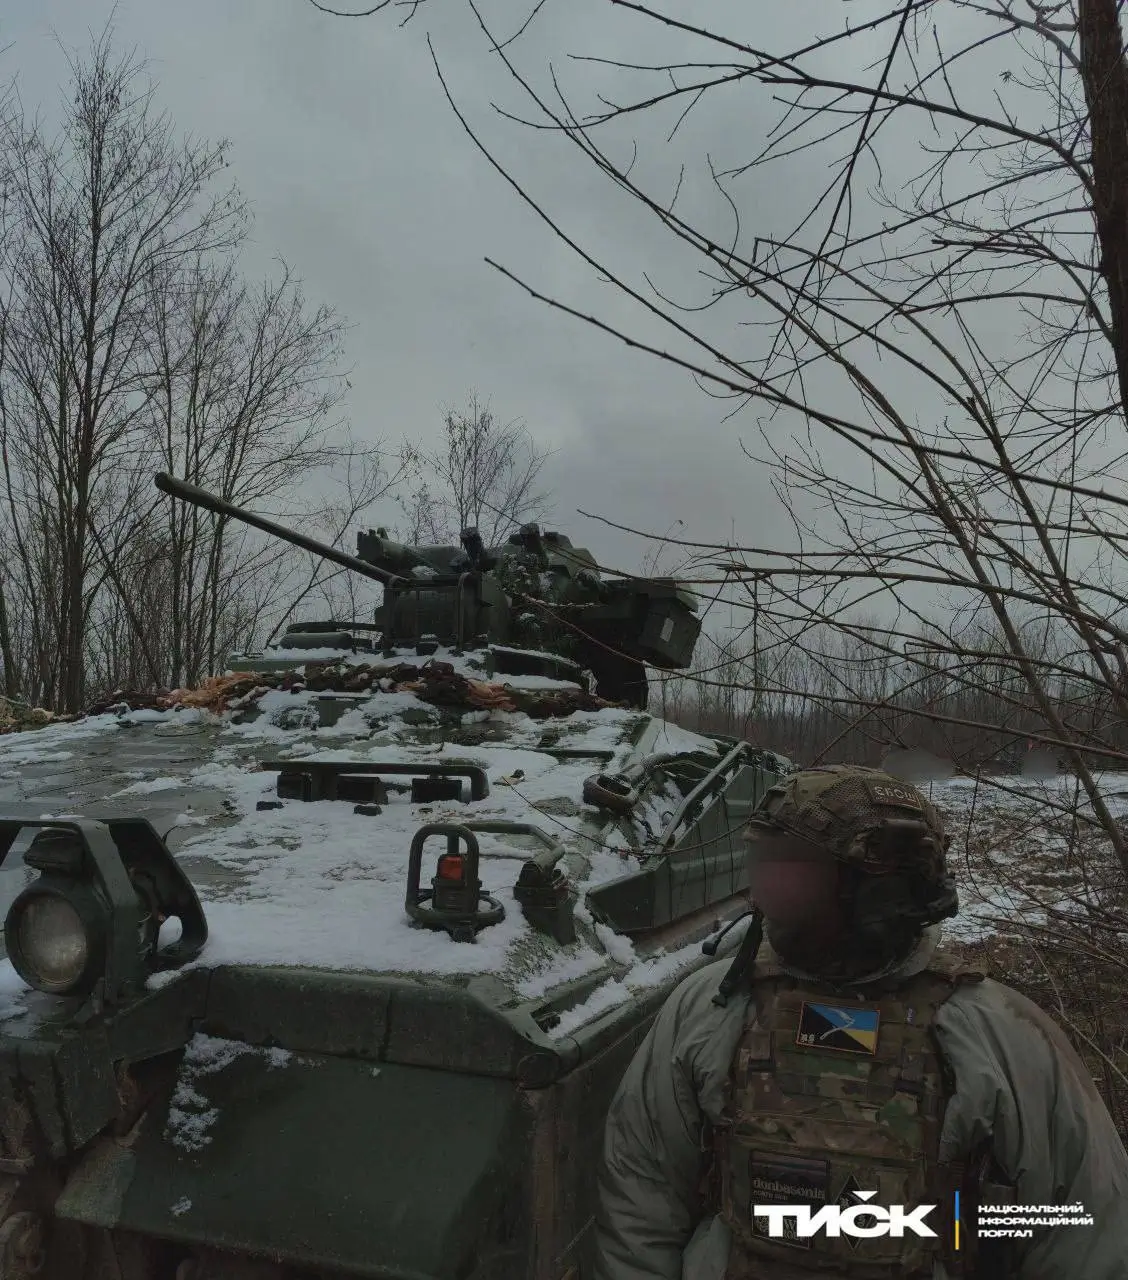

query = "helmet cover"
744;764;952;886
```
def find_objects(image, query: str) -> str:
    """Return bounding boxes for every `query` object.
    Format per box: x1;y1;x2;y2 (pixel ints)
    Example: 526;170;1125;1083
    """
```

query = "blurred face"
745;829;844;938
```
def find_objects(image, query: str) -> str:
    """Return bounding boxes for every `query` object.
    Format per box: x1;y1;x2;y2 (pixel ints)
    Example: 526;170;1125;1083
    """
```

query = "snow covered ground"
928;772;1128;941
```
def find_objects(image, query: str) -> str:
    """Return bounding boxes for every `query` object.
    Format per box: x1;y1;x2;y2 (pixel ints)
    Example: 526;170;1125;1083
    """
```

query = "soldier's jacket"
592;925;1128;1280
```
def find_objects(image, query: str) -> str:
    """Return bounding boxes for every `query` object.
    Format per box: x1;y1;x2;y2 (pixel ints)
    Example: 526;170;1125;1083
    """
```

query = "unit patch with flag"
795;1002;880;1054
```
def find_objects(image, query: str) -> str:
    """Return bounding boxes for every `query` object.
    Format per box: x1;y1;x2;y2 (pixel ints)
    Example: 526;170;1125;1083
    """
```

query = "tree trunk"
0;577;17;701
1078;0;1128;422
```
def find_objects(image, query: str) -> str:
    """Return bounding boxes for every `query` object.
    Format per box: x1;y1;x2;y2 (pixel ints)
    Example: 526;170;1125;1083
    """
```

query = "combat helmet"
744;764;959;953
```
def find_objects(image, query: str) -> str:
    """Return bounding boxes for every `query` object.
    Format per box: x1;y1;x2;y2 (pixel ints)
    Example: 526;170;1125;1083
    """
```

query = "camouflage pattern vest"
715;955;983;1280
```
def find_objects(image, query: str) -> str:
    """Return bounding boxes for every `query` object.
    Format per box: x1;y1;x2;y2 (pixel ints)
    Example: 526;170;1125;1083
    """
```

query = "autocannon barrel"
153;473;405;587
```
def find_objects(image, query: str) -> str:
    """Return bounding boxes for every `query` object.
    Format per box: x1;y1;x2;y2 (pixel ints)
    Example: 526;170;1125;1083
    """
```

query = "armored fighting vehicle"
157;473;702;710
0;475;791;1280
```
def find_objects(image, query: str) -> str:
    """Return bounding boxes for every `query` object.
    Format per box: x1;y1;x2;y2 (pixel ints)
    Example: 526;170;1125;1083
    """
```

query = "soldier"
592;765;1128;1279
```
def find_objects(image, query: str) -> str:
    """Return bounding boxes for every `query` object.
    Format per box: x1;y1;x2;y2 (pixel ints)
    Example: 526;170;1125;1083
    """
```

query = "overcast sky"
2;0;844;578
6;0;1078;647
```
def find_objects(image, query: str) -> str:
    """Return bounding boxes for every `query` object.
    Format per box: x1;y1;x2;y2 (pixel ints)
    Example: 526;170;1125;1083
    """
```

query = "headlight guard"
0;815;208;1007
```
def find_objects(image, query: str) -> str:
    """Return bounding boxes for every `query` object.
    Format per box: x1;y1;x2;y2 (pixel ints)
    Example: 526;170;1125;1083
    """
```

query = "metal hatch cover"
54;1051;529;1279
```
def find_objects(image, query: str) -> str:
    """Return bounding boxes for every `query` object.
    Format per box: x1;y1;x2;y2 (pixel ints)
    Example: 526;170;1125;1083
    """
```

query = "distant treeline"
652;623;1127;772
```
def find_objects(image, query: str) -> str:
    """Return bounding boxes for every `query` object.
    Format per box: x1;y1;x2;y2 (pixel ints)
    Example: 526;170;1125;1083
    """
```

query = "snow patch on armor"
547;938;706;1038
165;1033;291;1152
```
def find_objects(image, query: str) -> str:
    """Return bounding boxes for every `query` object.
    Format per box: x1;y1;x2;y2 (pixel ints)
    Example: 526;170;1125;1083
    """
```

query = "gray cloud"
1;1;917;580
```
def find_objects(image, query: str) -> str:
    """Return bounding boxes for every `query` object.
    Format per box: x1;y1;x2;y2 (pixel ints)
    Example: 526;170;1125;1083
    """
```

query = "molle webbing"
717;961;980;1279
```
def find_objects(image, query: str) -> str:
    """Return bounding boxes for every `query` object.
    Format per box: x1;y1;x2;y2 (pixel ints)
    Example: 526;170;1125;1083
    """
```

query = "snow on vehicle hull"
0;648;790;1278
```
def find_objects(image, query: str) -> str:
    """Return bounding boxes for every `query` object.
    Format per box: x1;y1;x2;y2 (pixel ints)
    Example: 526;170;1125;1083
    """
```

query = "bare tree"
256;431;418;647
138;254;408;685
405;1;1128;849
0;29;243;711
313;0;1128;1124
399;392;552;546
0;30;417;704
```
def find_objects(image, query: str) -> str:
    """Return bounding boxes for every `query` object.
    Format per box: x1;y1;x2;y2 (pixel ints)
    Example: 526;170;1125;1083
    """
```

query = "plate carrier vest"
714;955;984;1279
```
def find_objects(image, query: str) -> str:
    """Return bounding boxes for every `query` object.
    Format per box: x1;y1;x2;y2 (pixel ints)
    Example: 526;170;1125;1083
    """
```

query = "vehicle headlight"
5;884;106;995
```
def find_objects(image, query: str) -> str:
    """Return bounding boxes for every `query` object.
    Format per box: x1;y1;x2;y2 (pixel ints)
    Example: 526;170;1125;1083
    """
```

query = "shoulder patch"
796;1002;880;1054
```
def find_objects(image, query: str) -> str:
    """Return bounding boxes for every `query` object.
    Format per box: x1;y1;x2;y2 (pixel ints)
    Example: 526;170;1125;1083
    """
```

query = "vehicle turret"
155;473;702;707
